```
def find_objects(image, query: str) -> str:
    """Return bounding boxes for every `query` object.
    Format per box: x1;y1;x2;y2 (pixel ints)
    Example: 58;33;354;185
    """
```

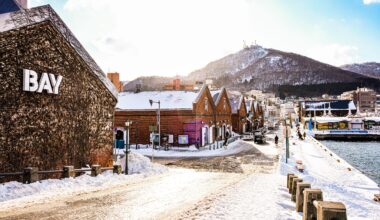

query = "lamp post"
149;99;161;160
285;117;289;163
124;120;132;175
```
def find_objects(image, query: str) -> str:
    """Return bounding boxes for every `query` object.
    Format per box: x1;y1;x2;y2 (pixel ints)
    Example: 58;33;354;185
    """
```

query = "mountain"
187;45;367;91
340;62;380;79
124;45;380;97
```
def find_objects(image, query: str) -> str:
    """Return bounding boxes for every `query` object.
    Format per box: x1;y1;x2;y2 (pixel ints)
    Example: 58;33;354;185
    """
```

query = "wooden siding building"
0;5;117;175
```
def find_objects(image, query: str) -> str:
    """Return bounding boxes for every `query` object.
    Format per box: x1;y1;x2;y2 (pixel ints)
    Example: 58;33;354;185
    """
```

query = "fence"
0;164;122;184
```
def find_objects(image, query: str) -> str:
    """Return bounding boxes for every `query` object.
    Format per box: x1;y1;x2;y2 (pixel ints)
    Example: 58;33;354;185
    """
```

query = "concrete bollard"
113;164;122;174
291;178;303;202
314;201;347;220
289;175;298;193
91;165;101;177
295;182;311;212
287;173;295;189
63;166;75;178
303;189;323;220
23;167;39;184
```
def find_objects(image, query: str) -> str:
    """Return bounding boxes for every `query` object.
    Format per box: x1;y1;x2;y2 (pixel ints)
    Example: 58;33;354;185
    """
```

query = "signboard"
149;125;157;132
23;69;63;95
178;135;189;145
168;135;174;144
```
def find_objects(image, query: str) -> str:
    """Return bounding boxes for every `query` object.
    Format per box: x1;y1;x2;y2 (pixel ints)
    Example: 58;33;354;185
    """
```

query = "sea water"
320;140;380;184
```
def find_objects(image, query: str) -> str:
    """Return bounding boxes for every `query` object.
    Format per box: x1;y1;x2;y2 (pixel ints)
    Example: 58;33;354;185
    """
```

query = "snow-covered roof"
229;95;243;113
0;5;118;99
117;90;201;110
210;90;221;103
364;117;380;122
304;100;356;110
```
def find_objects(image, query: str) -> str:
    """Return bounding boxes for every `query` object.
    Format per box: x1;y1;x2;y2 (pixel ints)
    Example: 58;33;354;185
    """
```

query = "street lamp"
284;117;289;163
149;99;161;160
124;120;133;175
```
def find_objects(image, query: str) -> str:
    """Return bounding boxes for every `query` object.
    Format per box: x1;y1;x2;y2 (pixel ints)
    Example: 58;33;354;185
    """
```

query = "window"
205;98;208;111
223;98;227;110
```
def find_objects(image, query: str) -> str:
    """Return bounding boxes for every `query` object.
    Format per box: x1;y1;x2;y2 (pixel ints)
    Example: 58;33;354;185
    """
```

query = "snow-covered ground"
1;128;379;219
0;152;167;206
280;129;380;219
128;140;254;158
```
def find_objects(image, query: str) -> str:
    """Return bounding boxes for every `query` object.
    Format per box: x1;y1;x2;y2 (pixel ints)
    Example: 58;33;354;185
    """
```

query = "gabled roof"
0;5;118;99
229;95;244;114
210;88;229;106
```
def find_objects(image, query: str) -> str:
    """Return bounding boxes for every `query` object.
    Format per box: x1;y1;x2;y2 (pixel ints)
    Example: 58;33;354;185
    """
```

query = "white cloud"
61;0;260;80
363;0;380;4
306;44;359;66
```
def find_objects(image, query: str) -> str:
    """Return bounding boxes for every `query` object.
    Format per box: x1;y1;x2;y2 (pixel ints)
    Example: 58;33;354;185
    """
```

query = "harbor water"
320;140;380;184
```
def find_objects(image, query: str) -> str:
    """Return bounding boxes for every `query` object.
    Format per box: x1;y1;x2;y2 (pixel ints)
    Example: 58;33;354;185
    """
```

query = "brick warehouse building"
114;86;233;147
211;88;233;140
0;5;117;174
229;95;248;134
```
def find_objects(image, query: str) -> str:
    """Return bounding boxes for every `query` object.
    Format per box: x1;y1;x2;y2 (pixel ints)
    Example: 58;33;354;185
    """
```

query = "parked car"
254;130;266;144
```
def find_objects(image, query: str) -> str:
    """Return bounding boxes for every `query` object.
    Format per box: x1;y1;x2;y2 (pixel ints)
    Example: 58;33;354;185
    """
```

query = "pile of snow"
131;140;254;158
117;151;168;174
0;152;168;205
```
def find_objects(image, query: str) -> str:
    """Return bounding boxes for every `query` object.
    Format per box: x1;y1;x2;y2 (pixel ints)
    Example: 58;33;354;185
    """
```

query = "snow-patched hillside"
187;45;368;91
341;62;380;79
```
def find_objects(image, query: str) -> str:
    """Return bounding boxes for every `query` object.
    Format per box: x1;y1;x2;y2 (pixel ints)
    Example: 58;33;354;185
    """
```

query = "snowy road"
0;139;282;220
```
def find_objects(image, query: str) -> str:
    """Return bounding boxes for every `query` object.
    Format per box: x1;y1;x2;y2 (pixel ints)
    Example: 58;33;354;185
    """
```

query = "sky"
30;0;380;81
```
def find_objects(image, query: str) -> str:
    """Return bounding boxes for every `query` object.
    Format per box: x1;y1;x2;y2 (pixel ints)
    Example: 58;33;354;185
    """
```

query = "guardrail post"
291;178;303;202
314;201;347;220
63;166;75;178
288;175;298;193
303;189;323;220
23;167;39;184
113;164;122;174
91;165;101;177
296;182;311;212
287;173;295;189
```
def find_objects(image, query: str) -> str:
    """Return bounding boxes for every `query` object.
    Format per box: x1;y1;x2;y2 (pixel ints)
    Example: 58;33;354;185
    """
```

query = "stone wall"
0;21;117;175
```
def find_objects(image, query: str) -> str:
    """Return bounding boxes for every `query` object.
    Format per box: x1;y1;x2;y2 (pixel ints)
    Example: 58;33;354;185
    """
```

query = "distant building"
300;100;356;118
107;72;123;92
163;78;194;91
376;94;380;114
341;88;377;113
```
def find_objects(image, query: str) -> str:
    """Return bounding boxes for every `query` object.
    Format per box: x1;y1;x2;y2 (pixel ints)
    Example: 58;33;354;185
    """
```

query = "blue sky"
30;0;380;80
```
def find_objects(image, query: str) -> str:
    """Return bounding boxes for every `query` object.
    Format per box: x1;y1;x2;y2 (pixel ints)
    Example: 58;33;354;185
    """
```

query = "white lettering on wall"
23;69;63;95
